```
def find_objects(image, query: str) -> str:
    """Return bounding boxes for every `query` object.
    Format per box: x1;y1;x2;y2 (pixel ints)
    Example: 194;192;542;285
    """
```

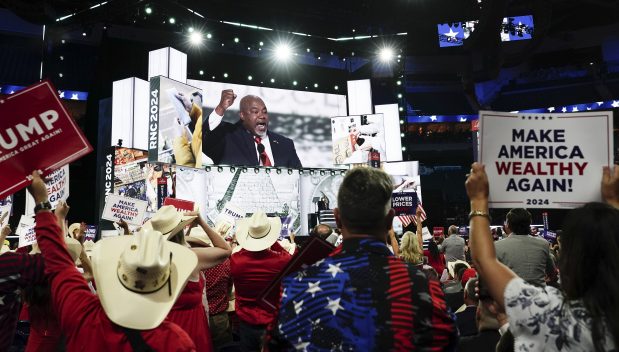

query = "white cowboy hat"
31;236;82;263
83;239;95;252
235;212;281;252
91;228;197;330
68;223;81;237
185;226;212;247
143;206;196;242
447;259;471;279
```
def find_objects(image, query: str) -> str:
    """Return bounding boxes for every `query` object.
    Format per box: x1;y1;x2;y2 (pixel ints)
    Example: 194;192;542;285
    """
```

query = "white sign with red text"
479;110;613;208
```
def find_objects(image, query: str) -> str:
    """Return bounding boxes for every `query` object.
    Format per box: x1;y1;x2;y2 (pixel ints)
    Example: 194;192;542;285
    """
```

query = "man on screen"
202;89;302;168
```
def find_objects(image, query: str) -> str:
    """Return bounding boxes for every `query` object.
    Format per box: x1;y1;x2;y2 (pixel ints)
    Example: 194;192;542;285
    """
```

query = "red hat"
461;268;477;287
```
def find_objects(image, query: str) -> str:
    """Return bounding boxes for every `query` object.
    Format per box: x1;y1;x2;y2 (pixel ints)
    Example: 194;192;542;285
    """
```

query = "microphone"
257;143;265;153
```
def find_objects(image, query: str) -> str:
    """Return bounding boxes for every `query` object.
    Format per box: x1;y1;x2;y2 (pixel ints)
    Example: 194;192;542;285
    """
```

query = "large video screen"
500;15;534;42
187;80;348;168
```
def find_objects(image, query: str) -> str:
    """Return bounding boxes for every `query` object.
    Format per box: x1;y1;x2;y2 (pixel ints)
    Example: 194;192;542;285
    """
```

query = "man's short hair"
311;224;333;240
506;208;532;235
337;167;393;233
448;225;458;236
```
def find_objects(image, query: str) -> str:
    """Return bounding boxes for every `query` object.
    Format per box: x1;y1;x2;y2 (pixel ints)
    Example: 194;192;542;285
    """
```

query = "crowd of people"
0;164;618;351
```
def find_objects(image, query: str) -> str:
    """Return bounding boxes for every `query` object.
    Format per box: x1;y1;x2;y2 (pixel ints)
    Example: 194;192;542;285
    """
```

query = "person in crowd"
230;211;292;352
399;230;423;266
443;261;470;312
310;223;338;246
148;205;232;352
203;90;302;167
494;208;556;287
550;229;562;263
27;170;197;351
455;277;479;337
186;226;235;351
0;216;46;351
458;293;502;352
425;239;446;279
441;225;466;263
274;167;457;350
466;163;619;351
24;201;84;351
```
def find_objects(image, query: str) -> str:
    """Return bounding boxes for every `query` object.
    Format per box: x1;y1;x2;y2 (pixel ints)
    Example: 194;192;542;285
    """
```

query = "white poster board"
479;110;613;208
25;165;70;215
17;215;36;248
102;194;149;226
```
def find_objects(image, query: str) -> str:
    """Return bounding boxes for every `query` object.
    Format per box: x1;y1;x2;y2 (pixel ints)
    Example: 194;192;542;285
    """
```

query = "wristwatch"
34;201;52;213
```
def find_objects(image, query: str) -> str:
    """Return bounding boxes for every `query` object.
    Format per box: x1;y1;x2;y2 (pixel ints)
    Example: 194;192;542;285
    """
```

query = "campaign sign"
102;194;148;226
17;215;36;248
0;80;92;199
163;197;195;212
391;192;418;216
433;227;445;237
478;111;613;208
25;165;69;215
84;225;97;242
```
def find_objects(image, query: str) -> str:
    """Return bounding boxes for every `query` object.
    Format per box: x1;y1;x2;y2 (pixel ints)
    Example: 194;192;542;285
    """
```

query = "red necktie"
254;136;272;166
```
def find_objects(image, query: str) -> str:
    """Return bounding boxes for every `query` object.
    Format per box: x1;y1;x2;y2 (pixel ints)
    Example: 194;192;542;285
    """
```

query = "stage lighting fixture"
259;41;264;46
292;81;298;86
306;48;310;52
82;31;87;36
396;80;402;85
400;133;405;137
223;73;228;78
248;75;253;80
206;33;212;39
397;93;402;98
274;43;292;61
313;83;318;88
59;73;63;77
334;85;338;90
188;27;194;33
234;37;239;43
189;32;203;45
399;107;403;111
169;17;175;24
199;70;204;75
145;6;152;14
379;47;394;62
270;78;275;83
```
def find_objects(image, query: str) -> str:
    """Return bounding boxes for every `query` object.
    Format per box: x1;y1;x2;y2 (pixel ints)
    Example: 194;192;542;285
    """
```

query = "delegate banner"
0;80;92;199
478;110;613;208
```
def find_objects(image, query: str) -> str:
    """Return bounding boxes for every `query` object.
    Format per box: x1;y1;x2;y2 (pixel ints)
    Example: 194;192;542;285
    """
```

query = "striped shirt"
0;251;46;350
276;238;457;351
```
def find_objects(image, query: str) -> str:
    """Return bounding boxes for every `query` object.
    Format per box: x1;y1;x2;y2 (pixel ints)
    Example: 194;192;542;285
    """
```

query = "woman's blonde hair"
399;231;423;265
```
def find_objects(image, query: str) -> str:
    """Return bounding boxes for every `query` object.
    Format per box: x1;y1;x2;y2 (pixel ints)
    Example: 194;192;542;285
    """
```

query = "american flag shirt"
276;238;457;351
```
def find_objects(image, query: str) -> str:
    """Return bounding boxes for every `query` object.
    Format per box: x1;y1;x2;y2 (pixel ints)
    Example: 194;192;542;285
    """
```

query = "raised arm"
465;163;516;309
415;207;424;251
188;213;232;271
389;228;399;257
602;165;619;208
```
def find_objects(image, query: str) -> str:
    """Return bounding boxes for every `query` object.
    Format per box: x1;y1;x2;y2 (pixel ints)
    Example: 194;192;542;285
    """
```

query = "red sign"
163;197;195;212
433;227;444;237
0;81;92;199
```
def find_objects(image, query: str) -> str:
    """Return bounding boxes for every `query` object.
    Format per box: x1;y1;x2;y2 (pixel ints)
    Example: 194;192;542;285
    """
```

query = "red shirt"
34;211;196;352
230;242;291;326
424;249;446;276
0;251;45;350
203;259;232;315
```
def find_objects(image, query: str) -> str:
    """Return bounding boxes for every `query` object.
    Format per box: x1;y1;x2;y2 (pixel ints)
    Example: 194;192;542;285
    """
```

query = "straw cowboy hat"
91;228;197;330
68;223;82;237
31;236;82;263
235;212;281;252
447;259;471;279
0;240;9;254
185;226;212;247
143;205;196;242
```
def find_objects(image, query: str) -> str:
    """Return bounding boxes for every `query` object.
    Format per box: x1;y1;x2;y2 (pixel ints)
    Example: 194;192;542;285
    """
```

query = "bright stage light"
145;7;152;14
379;47;394;62
169;17;175;24
189;32;203;45
274;44;292;61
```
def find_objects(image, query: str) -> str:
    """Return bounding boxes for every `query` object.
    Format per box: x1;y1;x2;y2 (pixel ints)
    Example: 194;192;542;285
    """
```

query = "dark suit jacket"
203;120;302;168
455;305;478;337
458;330;501;352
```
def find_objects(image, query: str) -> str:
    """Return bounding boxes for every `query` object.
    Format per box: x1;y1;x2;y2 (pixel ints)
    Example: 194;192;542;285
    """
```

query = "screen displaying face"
187;80;348;168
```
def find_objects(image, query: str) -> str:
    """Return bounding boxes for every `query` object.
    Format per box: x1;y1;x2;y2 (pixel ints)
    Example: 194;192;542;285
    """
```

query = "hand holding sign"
602;165;619;208
465;163;490;202
28;170;49;205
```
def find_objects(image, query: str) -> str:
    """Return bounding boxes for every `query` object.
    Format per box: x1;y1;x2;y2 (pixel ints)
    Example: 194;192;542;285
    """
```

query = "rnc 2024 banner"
478;110;613;208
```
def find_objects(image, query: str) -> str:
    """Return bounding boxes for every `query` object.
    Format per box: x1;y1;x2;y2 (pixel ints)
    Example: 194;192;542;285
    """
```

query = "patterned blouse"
505;278;616;351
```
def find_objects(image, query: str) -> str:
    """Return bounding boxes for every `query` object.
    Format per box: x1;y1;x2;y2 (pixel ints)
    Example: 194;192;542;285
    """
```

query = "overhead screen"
437;15;533;47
